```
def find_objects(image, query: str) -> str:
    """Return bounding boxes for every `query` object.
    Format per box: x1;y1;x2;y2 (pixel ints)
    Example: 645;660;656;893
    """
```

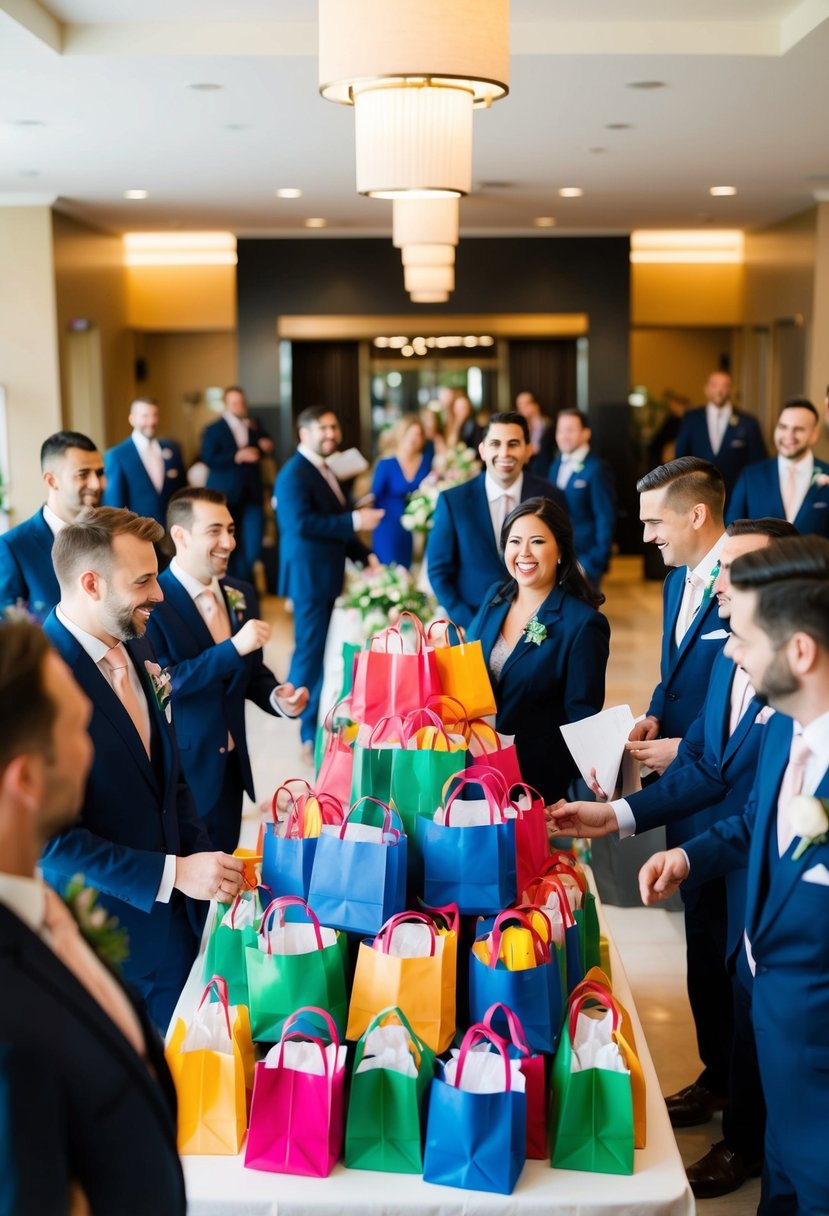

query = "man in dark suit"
552;516;798;1200
103;397;185;525
202;385;274;582
427;411;566;629
549;408;617;589
0;621;186;1215
641;536;829;1216
675;370;767;500
147;487;308;852
40;506;244;1029
274;406;383;755
728;398;829;537
515;389;554;474
0;430;104;617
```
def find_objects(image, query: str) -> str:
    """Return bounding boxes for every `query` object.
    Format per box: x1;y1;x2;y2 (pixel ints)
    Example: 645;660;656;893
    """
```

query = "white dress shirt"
0;870;46;934
777;452;814;523
674;534;727;649
42;504;68;537
55;605;176;903
485;471;523;543
223;409;250;449
556;444;590;489
298;442;355;524
131;430;166;494
705;403;732;455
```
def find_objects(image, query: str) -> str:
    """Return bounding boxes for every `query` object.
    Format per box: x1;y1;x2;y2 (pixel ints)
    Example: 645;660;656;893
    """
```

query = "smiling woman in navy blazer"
467;497;610;804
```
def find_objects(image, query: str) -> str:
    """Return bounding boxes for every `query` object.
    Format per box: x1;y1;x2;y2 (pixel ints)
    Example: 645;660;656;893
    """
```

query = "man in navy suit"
202;385;274;582
641;536;829;1216
515;389;554;474
427;411;566;629
0;621;186;1215
274;406;383;755
728;398;829;537
103;397;185;525
674;370;767;500
0;430;104;617
40;506;245;1028
552;516;798;1199
147;488;308;852
549;408;616;589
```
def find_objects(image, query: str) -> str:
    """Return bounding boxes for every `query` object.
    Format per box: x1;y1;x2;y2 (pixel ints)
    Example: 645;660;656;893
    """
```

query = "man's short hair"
223;385;245;401
0;623;56;774
297;405;337;432
557;408;590;429
726;517;799;540
167;486;228;532
129;396;157;410
636;456;725;518
778;397;819;423
52;507;163;588
40;431;98;472
482;411;530;443
730;535;829;653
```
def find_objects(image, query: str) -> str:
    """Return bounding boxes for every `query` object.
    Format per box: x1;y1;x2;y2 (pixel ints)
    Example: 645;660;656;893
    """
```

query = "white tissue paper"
529;900;566;948
433;798;517;827
571;1009;629;1075
220;893;258;930
264;1039;347;1075
380;921;442;959
444;1048;526;1094
181;1001;237;1055
320;822;394;844
355;1024;418;1077
556;874;583;912
258;920;338;956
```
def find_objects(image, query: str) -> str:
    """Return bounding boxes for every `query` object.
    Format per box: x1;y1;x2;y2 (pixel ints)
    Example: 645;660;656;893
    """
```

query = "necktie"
320;460;346;506
776;734;812;855
728;665;755;735
42;886;147;1060
675;571;705;644
781;462;799;522
197;588;232;643
495;492;514;540
101;644;151;757
146;440;165;494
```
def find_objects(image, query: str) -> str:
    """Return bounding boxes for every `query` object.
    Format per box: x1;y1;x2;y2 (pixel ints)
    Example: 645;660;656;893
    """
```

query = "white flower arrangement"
401;444;481;534
337;563;436;639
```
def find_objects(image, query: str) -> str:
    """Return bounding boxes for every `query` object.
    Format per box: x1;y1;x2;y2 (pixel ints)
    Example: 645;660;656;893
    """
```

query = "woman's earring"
557;558;561;565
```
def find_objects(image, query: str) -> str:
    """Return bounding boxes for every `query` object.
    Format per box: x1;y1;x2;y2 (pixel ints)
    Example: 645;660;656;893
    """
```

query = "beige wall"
0;206;62;523
126;263;236;332
808;202;829;458
632;263;744;328
630;327;734;405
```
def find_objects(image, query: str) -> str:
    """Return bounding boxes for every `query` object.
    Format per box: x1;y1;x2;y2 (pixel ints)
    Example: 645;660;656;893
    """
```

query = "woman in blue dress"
371;416;432;567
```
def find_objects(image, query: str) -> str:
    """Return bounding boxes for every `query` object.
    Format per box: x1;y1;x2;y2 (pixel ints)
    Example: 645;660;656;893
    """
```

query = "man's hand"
258;436;275;455
624;736;680;775
231;618;271;656
174;852;245;902
355;507;385;531
275;682;309;717
547;799;620;839
234;445;261;464
638;849;689;905
629;715;660;743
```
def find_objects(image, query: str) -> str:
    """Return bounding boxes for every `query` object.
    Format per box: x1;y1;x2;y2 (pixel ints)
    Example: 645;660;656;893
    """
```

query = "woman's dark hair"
497;496;605;609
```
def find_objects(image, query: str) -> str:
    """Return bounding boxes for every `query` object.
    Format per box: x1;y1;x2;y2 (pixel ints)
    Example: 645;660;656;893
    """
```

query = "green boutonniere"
144;660;172;719
63;875;130;971
523;617;547;646
223;586;248;620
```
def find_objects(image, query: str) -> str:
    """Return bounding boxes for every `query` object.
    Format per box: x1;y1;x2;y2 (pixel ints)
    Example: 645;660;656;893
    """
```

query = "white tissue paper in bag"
258;920;338;956
433;799;517;827
182;1001;237;1055
571;1009;629;1074
264;1039;347;1075
220;894;258;930
355;1024;418;1077
380;921;443;959
529;901;566;948
321;822;393;844
444;1049;526;1094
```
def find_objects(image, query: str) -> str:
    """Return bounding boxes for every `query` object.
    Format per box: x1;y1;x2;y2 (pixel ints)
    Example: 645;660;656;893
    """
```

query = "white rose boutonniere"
223;586;248;622
790;795;829;860
144;660;172;723
810;469;829;489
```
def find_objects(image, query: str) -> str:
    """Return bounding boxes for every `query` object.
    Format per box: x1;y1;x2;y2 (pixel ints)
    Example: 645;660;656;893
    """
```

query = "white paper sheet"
326;447;370;480
559;705;636;800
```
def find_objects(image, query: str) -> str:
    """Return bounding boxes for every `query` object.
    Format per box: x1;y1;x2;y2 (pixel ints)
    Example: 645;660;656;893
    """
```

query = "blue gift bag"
261;783;344;900
423;1024;526;1194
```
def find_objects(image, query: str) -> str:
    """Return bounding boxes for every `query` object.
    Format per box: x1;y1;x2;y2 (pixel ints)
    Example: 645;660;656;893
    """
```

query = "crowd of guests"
0;370;828;1214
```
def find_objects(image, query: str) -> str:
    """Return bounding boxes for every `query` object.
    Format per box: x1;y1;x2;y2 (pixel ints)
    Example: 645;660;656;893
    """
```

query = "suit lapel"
723;690;763;764
162;570;216;650
32;509;56;561
127;637;176;808
299;452;346;513
499;586;566;682
794;466;829;529
675;584;719;662
473;475;501;562
124;438;157;495
763;462;787;519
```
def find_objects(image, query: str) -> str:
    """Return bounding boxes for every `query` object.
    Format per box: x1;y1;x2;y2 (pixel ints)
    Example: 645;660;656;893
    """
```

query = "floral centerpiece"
337;562;436;638
401;443;481;534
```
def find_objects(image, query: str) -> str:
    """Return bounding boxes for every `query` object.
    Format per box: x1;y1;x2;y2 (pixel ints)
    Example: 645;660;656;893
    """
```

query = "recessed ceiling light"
19;169;40;177
276;188;303;199
589;147;607;155
605;123;632;131
709;185;737;197
626;80;666;90
187;82;223;92
533;216;557;227
558;187;584;198
304;217;327;228
12;119;45;127
225;123;250;132
123;189;149;200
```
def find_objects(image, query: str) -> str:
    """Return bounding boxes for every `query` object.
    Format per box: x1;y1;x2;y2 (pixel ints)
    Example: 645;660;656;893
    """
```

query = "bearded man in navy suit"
642;535;829;1216
103;397;185;525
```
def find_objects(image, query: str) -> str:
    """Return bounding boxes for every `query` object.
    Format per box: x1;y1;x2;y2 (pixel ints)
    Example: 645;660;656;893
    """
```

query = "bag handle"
322;695;353;735
269;778;314;824
258;896;324;954
281;1004;340;1047
197;974;232;1039
568;989;621;1042
465;763;511;795
341;795;401;840
400;706;455;751
375;911;436;958
441;772;506;824
368;626;407;655
425;693;471;736
225;891;247;930
276;1030;330;1076
358;1005;427;1071
467;720;501;755
484;908;550;970
482;1002;530;1058
523;874;577;928
416;900;460;934
537;853;587;893
396;610;427;646
455;1024;512;1092
365;714;406;747
425;618;465;650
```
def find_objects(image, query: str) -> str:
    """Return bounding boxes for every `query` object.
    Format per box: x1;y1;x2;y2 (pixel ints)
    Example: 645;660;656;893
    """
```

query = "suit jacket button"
219;746;226;754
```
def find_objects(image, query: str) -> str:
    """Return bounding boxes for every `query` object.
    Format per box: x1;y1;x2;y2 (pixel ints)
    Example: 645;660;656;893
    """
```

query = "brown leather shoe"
687;1139;762;1199
664;1081;726;1127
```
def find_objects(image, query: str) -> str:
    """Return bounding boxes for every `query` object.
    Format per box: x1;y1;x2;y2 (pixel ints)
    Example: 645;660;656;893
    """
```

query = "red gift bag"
466;720;523;788
351;614;440;727
482;1002;548;1160
465;765;549;898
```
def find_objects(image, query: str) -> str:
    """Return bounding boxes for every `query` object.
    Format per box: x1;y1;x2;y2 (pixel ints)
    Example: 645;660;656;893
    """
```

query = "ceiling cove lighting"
558;187;583;198
123;231;237;266
533;216;556;227
709;185;738;197
409;292;450;303
630;229;744;265
276;188;303;199
304;217;328;228
318;0;509;199
123;189;149;200
393;197;460;247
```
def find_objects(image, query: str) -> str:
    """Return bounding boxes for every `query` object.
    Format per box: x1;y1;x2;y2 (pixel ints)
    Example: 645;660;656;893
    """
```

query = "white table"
169;882;694;1216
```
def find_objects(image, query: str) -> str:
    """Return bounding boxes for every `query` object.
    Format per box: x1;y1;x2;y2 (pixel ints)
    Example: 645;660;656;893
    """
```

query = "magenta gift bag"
244;1007;346;1177
351;615;440;727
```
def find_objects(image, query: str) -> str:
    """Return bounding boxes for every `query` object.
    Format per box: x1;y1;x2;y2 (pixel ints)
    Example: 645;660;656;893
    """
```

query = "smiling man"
39;506;244;1028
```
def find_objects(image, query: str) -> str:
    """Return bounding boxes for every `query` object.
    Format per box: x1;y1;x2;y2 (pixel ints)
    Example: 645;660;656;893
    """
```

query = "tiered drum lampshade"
403;264;455;294
393;198;460;249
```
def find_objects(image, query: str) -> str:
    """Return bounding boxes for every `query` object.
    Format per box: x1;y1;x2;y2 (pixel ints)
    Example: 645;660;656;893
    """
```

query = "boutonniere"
728;414;739;428
700;560;721;604
144;660;172;721
571;461;585;475
523;617;547;646
64;875;130;972
223;585;247;621
790;795;829;860
161;447;174;460
810;469;829;489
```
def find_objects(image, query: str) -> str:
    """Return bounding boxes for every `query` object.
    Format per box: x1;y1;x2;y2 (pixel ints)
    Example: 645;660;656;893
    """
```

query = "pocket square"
729;439;746;448
812;501;827;509
802;863;829;886
572;479;587;488
701;628;729;640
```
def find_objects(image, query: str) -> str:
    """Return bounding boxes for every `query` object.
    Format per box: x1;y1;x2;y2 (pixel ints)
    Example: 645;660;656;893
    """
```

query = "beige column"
809;199;829;458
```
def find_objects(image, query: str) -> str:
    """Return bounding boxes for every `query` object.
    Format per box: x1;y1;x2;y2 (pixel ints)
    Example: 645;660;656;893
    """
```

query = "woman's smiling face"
504;512;560;592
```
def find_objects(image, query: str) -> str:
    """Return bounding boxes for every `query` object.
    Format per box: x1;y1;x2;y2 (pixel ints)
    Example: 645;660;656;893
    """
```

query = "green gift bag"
345;1007;434;1174
389;710;467;838
340;641;362;699
349;717;404;807
244;896;349;1042
202;890;261;1007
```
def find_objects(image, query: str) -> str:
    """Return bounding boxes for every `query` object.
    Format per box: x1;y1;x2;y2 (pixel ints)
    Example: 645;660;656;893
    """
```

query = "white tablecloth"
169;878;693;1216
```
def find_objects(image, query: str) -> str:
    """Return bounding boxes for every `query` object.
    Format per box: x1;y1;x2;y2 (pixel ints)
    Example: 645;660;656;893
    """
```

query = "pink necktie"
676;571;705;643
495;492;514;540
101;644;151;757
198;588;232;643
728;665;755;735
320;460;346;506
42;886;147;1060
777;734;812;855
146;440;165;494
781;463;799;522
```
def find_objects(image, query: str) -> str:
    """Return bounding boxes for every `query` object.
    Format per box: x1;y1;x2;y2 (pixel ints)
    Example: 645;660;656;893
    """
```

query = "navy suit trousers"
287;594;337;743
685;876;733;1095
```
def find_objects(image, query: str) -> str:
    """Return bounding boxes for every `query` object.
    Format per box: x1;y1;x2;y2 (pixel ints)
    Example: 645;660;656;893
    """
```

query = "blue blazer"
0;507;59;616
426;471;567;629
40;614;210;985
147;571;279;814
548;451;616;585
202;417;269;509
467;582;610;803
102;436;185;524
674;407;767;498
647;564;728;738
274;451;369;603
726;456;829;537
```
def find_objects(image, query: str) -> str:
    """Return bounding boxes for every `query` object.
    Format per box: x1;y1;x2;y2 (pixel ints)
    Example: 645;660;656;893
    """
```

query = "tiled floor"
242;554;761;1214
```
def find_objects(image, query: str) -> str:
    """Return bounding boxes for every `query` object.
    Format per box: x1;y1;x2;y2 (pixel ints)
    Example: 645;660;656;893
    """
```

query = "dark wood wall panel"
289;340;361;450
508;339;578;415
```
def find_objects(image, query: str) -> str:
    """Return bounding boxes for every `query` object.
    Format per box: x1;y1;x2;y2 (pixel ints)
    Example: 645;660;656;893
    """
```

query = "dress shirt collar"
56;604;112;665
560;444;590;468
42;504;68;536
131;430;160;454
484;471;523;504
0;871;46;935
297;443;327;471
705;401;733;420
776;451;814;482
687;533;728;584
168;556;224;606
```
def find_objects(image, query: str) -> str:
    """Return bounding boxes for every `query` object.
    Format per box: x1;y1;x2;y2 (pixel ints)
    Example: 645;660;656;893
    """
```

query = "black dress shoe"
665;1081;726;1127
687;1139;762;1199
